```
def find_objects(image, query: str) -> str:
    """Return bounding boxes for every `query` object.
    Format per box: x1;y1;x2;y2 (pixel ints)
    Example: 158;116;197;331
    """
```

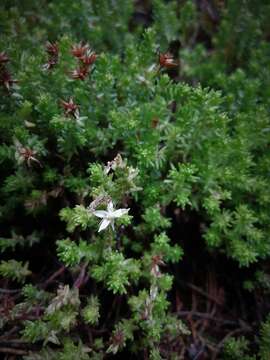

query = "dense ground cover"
0;0;270;358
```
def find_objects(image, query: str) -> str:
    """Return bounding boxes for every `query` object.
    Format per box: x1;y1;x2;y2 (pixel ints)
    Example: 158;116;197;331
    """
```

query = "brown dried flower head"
60;97;80;118
45;41;59;56
107;330;125;354
19;147;41;167
0;52;9;65
0;69;17;90
71;42;89;58
70;66;90;80
151;254;165;277
80;49;97;66
42;59;58;71
158;52;178;69
43;42;59;71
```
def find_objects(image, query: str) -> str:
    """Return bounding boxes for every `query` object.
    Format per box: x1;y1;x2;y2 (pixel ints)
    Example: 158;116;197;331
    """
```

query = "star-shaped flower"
93;201;129;232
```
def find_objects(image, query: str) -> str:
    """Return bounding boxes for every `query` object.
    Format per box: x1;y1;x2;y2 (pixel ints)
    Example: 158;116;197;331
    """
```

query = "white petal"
110;220;115;231
98;219;111;232
107;201;114;212
112;208;129;218
93;210;108;218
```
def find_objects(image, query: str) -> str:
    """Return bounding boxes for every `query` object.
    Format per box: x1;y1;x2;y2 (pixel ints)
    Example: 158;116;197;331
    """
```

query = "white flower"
93;201;129;232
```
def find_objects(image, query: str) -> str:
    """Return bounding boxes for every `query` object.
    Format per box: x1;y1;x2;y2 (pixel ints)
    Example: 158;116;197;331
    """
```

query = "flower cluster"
14;139;41;167
158;52;178;69
150;254;165;278
70;42;97;80
60;97;80;119
43;42;59;71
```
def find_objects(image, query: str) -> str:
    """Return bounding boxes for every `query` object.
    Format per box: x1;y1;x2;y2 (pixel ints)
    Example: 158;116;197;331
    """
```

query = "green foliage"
24;339;92;360
244;270;270;293
222;337;255;360
92;250;140;294
57;238;100;267
22;320;53;344
60;206;95;233
259;315;270;360
82;295;100;325
0;231;40;252
22;285;80;345
22;284;51;306
0;0;270;358
166;163;199;208
0;260;31;283
152;0;179;47
151;232;183;263
141;205;171;233
107;319;136;354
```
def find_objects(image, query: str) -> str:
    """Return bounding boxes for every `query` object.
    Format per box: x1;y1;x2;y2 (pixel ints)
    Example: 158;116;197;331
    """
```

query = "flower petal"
93;210;108;218
98;218;111;232
107;201;114;212
112;208;129;218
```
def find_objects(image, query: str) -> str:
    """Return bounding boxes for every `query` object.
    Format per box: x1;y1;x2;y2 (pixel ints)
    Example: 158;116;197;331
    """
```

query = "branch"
0;347;28;355
43;265;66;288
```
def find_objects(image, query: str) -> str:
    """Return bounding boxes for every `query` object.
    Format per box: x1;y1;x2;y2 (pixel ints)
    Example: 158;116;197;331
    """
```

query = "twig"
0;327;19;341
91;328;107;335
0;288;20;294
103;295;119;324
177;311;240;326
177;280;224;306
0;339;28;344
43;265;66;288
74;262;88;289
13;315;41;321
194;348;205;360
0;347;28;355
197;334;216;353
